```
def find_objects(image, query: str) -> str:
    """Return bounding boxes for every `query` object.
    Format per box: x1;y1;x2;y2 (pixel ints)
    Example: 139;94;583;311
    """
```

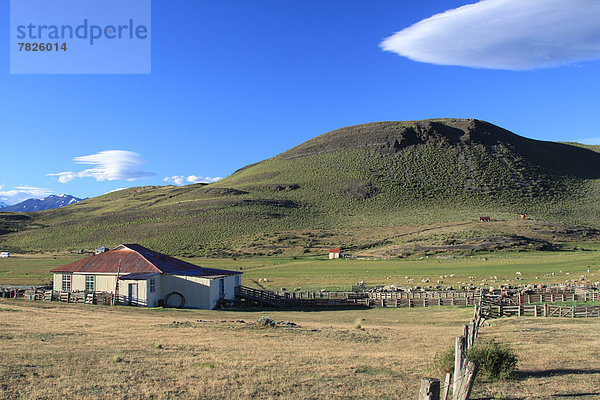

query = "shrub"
431;339;518;381
432;346;454;375
467;340;518;381
257;316;276;327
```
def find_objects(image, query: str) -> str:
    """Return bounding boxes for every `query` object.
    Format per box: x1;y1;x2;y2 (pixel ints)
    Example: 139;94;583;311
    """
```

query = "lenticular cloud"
380;0;600;70
48;150;155;183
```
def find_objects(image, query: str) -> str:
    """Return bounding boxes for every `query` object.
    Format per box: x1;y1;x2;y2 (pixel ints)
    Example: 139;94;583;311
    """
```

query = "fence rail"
483;304;600;319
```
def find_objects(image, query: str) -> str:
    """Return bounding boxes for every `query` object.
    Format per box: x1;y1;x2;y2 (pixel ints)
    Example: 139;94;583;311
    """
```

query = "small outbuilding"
95;247;109;255
50;244;242;309
329;248;341;259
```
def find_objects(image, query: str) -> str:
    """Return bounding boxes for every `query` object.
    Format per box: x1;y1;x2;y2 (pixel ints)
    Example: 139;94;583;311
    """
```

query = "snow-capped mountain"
0;195;84;212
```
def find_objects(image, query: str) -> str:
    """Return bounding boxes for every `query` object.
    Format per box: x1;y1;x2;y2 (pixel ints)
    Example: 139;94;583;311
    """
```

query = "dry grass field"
1;300;600;399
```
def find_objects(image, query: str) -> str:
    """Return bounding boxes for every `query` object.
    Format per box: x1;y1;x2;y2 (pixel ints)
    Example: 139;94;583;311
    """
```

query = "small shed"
0;252;10;258
329;248;341;259
95;247;109;255
51;244;242;309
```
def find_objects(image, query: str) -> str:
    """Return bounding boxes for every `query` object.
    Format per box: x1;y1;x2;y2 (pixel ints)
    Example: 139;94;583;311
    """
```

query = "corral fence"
270;287;596;309
22;289;114;305
482;302;600;319
236;286;364;308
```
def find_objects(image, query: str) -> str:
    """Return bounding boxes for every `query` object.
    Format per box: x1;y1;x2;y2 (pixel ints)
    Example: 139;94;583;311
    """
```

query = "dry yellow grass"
0;300;599;399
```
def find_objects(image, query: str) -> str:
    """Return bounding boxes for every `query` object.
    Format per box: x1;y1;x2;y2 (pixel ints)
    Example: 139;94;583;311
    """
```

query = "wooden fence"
236;286;364;308
23;289;114;305
484;304;600;319
418;292;484;400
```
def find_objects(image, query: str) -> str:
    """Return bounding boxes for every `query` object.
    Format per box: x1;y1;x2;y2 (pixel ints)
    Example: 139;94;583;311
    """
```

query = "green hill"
2;118;600;256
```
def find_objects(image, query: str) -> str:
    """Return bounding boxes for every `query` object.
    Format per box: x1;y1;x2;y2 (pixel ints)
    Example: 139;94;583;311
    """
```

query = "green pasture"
4;246;598;289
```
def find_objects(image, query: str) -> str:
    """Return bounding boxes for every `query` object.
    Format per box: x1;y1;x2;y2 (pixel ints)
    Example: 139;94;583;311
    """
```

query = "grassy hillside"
1;119;600;255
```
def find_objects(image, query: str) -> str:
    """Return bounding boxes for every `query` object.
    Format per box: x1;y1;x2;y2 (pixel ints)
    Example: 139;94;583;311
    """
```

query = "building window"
149;278;156;293
85;275;95;292
235;275;241;287
62;274;72;292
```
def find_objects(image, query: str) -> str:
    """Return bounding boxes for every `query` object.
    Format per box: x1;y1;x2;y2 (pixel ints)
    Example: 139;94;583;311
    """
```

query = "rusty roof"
51;244;241;278
329;248;340;253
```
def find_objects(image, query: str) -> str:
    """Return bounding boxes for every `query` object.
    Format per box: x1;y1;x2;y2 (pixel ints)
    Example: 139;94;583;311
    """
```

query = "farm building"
95;246;108;255
50;244;242;309
329;248;341;259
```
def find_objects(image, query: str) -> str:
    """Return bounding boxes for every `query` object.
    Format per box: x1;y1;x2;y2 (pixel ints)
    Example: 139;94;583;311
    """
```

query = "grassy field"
2;246;599;289
1;299;599;399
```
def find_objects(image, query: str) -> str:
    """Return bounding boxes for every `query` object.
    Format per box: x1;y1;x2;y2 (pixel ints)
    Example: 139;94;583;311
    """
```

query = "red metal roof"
329;248;340;253
51;244;240;278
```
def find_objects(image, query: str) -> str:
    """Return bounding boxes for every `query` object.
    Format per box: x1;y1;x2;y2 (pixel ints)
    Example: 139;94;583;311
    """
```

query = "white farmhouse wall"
53;273;120;293
52;273;63;291
52;272;241;309
117;279;150;307
160;275;212;309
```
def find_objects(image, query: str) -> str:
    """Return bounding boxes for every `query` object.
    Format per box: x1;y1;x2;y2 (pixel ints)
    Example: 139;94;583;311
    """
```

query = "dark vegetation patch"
335;182;379;199
241;199;298;208
197;187;249;197
261;184;300;192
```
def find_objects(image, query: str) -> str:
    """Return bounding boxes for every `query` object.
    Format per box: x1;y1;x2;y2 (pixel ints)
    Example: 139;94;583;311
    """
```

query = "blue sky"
1;0;600;204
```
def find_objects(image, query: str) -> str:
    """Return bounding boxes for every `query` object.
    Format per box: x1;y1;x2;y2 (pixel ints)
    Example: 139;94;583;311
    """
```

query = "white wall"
52;272;241;310
160;274;240;309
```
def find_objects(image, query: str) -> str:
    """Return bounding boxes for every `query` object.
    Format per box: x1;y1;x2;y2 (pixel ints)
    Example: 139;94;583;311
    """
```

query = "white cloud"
380;0;600;70
0;185;54;205
163;175;222;186
48;150;155;183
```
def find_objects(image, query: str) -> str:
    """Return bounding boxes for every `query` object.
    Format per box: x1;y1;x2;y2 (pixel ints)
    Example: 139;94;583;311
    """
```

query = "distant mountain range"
0;194;83;212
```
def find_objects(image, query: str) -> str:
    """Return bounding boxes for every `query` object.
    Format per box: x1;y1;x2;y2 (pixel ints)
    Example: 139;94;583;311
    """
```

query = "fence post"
418;378;440;400
455;361;479;400
468;321;475;347
544;303;548;317
453;335;465;395
441;373;451;400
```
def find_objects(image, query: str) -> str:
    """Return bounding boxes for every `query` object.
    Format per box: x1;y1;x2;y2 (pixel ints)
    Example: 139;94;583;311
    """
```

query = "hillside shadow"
523;140;600;179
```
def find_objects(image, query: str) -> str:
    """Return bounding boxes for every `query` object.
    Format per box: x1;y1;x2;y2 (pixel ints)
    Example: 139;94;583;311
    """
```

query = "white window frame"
149;278;156;293
62;274;72;292
85;275;95;292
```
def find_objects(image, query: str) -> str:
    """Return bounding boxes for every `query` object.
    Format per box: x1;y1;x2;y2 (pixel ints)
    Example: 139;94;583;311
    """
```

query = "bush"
257;316;276;327
432;346;455;375
431;339;518;381
467;340;518;381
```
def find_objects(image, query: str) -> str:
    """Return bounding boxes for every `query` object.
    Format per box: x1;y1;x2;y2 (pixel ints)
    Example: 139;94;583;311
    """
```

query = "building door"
128;283;138;305
219;279;225;299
